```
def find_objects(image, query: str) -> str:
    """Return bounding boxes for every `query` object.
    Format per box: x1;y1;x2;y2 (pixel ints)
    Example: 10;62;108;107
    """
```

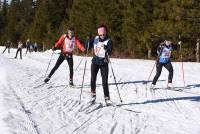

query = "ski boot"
150;84;155;92
167;83;173;90
69;79;74;87
90;92;96;103
44;77;50;83
105;97;112;106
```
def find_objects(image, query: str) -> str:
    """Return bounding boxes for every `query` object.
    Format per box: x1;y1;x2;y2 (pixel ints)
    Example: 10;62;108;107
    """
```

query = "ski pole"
79;41;90;104
145;60;156;96
179;41;186;87
75;57;84;72
44;51;54;77
107;53;123;103
146;61;156;85
181;60;185;87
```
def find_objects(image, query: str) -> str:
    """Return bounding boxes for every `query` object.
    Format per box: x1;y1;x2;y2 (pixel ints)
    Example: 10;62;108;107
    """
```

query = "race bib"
63;37;75;53
94;42;106;58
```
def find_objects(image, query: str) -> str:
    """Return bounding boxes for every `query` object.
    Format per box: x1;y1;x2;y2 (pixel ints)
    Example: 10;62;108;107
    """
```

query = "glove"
52;47;57;51
84;50;87;54
104;45;108;50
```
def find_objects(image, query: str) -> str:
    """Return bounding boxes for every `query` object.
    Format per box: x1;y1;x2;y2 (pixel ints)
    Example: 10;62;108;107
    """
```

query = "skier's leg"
2;47;7;54
90;63;99;102
15;49;19;58
48;54;65;78
66;56;74;85
20;49;22;59
8;47;10;53
164;62;173;83
91;63;99;93
28;47;31;53
100;64;110;99
152;62;163;85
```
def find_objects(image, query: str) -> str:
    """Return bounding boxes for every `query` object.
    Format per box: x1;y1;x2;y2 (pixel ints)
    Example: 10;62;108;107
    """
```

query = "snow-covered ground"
0;46;200;134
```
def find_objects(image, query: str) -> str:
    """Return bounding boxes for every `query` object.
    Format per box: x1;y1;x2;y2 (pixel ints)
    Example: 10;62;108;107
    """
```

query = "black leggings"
26;46;31;54
152;61;173;85
48;54;73;80
15;48;22;59
91;63;110;98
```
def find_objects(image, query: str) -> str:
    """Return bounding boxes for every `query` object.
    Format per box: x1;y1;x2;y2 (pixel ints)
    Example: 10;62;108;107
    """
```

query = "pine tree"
20;0;35;40
6;0;22;43
29;0;70;49
0;0;8;43
122;0;152;58
68;0;96;40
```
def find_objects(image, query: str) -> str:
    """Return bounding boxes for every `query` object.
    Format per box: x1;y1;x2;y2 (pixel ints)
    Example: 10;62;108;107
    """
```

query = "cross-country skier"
44;27;86;86
34;42;38;52
26;39;32;54
2;40;12;54
89;25;113;105
151;39;174;89
14;40;23;59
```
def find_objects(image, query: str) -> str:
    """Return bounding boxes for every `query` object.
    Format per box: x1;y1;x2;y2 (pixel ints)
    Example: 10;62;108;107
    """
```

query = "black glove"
104;45;108;50
84;50;87;54
52;47;57;51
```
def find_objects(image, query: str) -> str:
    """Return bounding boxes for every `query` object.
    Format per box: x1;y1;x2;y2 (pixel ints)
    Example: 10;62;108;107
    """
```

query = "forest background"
0;0;200;61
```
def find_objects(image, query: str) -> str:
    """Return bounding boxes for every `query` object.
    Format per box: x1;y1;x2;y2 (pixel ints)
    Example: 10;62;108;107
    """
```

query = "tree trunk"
43;41;45;51
196;40;199;62
148;49;151;59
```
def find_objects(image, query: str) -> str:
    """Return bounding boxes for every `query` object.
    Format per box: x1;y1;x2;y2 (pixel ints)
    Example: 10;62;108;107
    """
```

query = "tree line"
0;0;200;61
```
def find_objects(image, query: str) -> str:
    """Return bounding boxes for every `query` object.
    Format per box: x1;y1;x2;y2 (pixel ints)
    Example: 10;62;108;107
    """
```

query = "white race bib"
63;37;76;53
93;37;109;58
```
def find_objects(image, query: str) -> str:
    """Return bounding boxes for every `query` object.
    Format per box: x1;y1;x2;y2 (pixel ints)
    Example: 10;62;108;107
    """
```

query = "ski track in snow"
0;47;200;134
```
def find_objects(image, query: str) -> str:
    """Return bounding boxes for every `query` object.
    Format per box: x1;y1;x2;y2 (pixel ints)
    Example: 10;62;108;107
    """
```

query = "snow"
0;66;11;134
0;46;200;134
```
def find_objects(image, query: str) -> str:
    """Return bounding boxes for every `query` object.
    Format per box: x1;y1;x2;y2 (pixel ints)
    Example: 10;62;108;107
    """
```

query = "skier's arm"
75;38;86;52
157;44;163;56
106;40;113;55
54;34;66;49
169;45;173;58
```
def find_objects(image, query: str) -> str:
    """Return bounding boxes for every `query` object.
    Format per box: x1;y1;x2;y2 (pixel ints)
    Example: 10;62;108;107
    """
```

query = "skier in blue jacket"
151;39;174;89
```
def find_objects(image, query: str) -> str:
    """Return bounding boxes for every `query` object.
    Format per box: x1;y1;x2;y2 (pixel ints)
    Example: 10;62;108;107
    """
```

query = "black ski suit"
89;36;112;99
152;44;173;85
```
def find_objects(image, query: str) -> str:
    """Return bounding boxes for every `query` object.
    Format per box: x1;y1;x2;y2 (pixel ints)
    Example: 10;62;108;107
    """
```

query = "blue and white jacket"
157;43;172;63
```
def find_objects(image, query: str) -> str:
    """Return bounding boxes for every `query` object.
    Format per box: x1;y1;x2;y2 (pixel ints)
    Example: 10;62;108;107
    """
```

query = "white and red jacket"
54;34;85;54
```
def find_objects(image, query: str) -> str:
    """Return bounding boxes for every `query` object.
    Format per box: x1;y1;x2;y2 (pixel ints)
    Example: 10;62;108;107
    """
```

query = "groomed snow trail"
0;48;200;134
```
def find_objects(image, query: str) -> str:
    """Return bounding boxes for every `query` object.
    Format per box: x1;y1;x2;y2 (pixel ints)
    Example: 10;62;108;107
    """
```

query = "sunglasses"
99;34;106;37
